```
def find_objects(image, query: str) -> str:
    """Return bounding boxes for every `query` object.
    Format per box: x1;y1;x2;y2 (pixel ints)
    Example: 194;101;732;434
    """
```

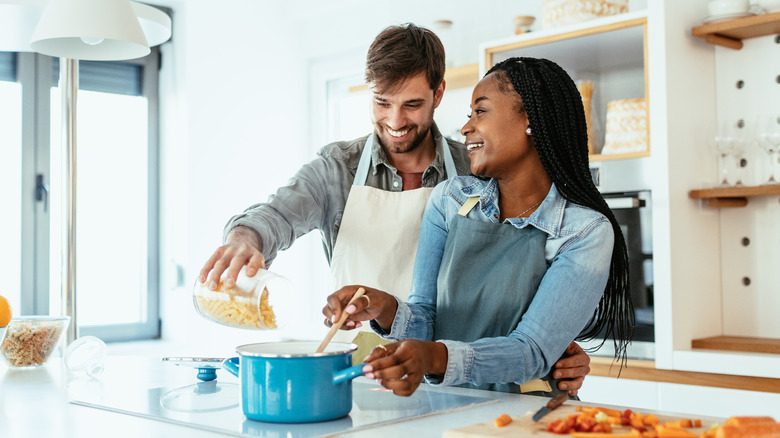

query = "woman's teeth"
467;143;484;151
388;128;409;138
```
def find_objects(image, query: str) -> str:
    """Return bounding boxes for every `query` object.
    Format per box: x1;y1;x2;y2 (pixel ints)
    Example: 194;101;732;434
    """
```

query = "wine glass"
713;121;735;186
730;121;750;186
755;114;780;185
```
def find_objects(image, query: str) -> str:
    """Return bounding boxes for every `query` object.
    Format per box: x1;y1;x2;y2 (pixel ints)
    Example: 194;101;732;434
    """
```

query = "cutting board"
443;404;711;437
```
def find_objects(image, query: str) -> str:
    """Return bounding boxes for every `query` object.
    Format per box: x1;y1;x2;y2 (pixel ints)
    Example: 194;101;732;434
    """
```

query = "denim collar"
458;179;567;238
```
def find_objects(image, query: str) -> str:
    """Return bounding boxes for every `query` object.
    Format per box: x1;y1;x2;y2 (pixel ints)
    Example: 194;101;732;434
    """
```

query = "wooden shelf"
689;184;780;208
692;335;780;355
590;357;780;393
349;63;479;93
691;11;780;50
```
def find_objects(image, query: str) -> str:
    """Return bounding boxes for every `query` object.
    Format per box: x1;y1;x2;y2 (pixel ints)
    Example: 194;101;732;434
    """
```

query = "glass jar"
193;267;294;330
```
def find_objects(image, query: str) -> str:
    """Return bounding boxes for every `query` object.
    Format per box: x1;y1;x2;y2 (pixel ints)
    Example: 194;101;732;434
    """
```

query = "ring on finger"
362;295;371;307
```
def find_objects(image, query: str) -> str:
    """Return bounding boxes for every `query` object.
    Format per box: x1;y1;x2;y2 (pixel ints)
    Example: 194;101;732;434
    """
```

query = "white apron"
329;133;457;356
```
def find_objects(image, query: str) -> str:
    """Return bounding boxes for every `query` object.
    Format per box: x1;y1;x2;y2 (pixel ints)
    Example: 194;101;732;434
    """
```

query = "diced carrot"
644;414;660;427
692;419;702;428
665;420;682;429
576;405;584;412
494;413;512;428
723;416;777;427
680;419;693;428
570;430;641;438
714;422;780;438
596;407;624;418
655;425;698;437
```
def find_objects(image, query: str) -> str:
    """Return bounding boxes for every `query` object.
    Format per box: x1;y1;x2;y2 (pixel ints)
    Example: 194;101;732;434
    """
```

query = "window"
1;50;161;342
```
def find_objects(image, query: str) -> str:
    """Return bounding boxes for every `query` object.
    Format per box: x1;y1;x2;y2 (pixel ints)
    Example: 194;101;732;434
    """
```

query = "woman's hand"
198;226;266;290
361;340;448;397
552;341;591;396
322;286;397;331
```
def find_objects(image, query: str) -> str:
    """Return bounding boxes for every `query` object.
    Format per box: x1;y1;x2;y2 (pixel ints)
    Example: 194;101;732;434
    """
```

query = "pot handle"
332;363;365;385
222;357;240;377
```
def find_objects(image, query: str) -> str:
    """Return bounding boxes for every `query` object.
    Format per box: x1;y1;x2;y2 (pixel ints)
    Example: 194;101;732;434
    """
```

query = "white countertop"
0;354;722;438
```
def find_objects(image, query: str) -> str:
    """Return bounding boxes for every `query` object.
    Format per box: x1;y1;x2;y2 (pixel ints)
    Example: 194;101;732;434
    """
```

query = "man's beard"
376;120;433;155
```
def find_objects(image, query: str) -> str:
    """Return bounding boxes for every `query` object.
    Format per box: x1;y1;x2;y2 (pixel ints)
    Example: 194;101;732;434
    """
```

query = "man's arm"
553;341;591;397
200;145;353;288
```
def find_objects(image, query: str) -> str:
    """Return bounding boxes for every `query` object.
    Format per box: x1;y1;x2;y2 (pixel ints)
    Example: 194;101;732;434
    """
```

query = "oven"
585;158;655;360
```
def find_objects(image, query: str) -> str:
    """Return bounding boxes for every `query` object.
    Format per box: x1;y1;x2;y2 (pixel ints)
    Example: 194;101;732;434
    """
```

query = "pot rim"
235;340;357;358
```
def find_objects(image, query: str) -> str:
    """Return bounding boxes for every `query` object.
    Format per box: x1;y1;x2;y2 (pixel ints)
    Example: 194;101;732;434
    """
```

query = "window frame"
10;48;161;342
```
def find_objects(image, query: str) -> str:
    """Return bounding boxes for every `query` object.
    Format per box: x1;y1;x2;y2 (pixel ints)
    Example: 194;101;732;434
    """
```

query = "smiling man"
199;23;591;396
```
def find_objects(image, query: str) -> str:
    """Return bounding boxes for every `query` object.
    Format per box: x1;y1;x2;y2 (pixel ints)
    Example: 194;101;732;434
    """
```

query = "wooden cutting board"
443;405;711;437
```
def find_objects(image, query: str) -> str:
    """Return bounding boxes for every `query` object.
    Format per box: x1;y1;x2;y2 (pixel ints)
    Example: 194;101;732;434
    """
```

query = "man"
199;23;590;395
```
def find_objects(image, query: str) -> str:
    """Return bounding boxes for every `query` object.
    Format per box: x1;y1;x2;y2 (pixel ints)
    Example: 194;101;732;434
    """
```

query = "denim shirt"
380;176;614;388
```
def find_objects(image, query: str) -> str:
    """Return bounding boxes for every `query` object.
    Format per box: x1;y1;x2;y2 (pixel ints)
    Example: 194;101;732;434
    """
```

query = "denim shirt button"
393;181;399;187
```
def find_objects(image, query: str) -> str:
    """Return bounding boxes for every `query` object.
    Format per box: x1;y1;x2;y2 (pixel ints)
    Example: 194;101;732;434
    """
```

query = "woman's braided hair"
486;57;634;363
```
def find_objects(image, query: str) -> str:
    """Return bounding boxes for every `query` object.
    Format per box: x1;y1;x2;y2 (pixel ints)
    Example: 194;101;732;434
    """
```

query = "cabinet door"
484;17;648;160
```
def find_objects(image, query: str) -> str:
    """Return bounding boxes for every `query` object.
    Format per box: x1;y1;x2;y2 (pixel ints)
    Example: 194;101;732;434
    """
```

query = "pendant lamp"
30;0;150;61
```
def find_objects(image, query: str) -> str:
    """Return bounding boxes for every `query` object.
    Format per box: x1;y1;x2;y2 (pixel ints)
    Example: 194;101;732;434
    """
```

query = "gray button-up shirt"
224;123;470;266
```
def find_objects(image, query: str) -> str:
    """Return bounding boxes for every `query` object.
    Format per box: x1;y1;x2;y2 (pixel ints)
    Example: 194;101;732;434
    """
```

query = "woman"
323;57;633;397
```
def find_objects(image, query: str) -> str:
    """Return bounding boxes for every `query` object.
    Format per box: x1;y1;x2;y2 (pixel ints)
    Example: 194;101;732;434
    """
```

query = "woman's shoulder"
435;175;488;195
559;201;612;238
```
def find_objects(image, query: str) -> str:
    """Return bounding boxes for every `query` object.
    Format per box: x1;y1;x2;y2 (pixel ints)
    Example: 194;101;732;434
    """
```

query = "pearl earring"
526;127;532;135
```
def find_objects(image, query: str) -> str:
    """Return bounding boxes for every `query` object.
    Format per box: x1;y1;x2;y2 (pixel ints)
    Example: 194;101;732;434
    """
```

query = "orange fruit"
0;295;12;327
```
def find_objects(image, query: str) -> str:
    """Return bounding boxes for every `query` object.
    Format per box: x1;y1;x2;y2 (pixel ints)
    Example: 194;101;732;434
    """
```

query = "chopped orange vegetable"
656;424;698;437
596;407;625;418
715;422;780;438
644;414;660;427
494;413;512;428
723;416;776;427
570;430;641;438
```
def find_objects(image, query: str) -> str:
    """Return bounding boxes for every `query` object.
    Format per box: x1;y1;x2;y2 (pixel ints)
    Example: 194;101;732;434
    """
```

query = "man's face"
369;73;444;155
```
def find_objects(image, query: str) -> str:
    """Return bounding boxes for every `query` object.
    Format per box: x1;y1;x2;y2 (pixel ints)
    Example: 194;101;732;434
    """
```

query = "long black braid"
486;57;634;364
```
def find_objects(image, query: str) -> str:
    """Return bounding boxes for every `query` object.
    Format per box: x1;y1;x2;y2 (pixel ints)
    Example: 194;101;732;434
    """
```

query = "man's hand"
198;226;266;290
552;341;591;397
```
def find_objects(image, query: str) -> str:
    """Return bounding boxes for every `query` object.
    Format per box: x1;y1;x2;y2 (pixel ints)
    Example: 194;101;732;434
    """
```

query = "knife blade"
532;393;569;422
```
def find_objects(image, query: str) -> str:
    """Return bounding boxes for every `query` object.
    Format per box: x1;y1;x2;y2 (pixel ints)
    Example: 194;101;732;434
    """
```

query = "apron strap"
354;132;459;186
353;135;375;187
457;196;480;216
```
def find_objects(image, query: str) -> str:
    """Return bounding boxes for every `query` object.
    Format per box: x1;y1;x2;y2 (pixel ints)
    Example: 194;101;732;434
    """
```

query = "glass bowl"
0;316;70;368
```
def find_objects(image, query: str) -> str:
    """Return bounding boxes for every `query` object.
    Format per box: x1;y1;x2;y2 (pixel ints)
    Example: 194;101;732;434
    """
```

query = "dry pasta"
195;281;277;329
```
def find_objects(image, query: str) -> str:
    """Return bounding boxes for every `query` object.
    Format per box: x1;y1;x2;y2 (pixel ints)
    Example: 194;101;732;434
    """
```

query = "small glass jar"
193;267;294;330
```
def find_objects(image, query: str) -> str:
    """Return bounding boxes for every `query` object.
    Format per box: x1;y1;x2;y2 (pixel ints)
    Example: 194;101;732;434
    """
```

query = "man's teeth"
467;143;484;151
388;128;409;138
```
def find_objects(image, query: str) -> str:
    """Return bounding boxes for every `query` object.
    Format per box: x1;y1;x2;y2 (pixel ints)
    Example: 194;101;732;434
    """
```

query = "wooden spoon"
316;287;366;353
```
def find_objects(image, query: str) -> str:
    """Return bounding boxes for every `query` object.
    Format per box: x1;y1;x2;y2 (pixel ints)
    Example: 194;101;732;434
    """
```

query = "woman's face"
461;72;534;180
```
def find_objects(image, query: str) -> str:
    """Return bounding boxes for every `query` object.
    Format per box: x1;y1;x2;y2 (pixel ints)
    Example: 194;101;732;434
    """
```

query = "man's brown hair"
365;23;446;95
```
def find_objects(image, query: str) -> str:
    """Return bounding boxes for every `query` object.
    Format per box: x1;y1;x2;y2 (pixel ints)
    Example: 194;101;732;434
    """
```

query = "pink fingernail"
345;304;356;314
365;373;375;379
331;315;337;324
362;365;373;373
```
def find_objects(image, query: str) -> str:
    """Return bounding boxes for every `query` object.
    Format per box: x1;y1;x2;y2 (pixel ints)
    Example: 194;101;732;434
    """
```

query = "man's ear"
433;80;446;109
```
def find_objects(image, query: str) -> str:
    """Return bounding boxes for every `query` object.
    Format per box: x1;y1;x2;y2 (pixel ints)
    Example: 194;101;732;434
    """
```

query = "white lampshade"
131;2;171;47
0;0;46;52
30;0;150;61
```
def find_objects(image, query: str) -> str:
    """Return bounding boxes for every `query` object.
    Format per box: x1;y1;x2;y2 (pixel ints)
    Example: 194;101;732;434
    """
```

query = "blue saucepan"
222;340;365;423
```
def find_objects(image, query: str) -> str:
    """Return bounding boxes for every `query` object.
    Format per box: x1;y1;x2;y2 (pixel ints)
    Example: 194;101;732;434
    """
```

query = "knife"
532;393;569;422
